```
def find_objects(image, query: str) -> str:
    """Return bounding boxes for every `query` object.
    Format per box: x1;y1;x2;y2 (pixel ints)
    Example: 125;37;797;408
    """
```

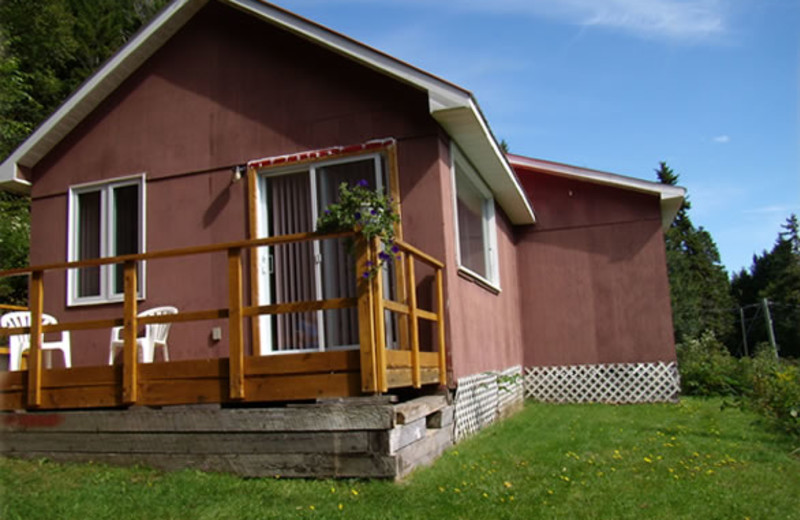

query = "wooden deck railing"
0;232;446;410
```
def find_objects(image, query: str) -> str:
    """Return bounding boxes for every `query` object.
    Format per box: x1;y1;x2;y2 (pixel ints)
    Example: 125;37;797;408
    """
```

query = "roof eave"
507;154;685;231
433;102;536;225
0;0;208;193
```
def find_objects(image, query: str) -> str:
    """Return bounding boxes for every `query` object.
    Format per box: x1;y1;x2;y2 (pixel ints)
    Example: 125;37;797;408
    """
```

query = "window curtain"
77;191;101;297
270;173;317;351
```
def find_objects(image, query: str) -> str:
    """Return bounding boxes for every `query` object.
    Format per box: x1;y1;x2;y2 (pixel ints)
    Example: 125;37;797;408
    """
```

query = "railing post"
228;247;245;400
26;270;44;408
405;254;421;388
435;267;447;386
372;237;388;393
122;261;139;405
356;237;378;393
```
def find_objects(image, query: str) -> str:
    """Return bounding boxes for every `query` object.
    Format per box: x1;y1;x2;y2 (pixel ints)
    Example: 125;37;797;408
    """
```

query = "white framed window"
451;146;500;288
67;175;146;305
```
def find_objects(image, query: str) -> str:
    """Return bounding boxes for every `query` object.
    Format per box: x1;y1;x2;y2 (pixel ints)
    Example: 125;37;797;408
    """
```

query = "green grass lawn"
2;397;798;520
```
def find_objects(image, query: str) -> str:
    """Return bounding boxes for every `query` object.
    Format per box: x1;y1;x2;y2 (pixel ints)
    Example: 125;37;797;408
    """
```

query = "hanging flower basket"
316;180;401;278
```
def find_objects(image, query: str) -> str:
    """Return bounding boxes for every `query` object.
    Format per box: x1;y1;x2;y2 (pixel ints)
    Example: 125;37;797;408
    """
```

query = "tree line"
658;162;800;358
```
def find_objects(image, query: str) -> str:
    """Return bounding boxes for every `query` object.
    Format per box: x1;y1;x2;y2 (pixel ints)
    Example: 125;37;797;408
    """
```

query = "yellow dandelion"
330;487;336;494
338;504;344;511
482;492;489;498
351;489;359;496
503;481;512;488
454;488;461;494
510;495;515;501
309;505;315;511
547;489;554;495
438;486;445;493
644;457;653;463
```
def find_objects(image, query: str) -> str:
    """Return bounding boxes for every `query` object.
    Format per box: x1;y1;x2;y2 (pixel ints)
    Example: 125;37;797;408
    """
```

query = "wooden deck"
0;233;447;411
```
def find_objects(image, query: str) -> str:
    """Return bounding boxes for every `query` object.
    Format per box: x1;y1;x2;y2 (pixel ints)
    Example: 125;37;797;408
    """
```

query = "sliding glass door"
256;154;385;354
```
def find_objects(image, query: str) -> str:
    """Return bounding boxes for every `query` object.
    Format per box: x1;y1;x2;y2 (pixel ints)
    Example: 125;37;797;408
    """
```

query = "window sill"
456;266;501;295
67;295;145;308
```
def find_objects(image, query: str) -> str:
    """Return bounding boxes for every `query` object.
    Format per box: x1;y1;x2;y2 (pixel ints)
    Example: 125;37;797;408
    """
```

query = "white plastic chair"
1;312;72;371
108;306;178;364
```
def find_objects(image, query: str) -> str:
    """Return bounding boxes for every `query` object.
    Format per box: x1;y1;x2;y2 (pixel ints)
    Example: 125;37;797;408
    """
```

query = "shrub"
744;350;800;437
677;331;746;396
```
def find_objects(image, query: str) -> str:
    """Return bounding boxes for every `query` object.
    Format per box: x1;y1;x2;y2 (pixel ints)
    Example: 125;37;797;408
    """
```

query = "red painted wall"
29;2;444;367
514;168;676;366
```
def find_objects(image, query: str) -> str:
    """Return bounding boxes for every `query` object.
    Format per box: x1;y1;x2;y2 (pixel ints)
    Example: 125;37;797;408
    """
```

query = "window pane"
317;159;378;349
456;169;487;277
112;184;140;294
77;191;101;297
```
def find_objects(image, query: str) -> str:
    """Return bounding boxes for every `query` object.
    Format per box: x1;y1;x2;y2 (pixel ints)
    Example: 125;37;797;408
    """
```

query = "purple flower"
354;211;362;221
357;179;369;187
370;208;378;215
378;251;391;261
391;245;400;253
362;271;370;279
365;260;374;267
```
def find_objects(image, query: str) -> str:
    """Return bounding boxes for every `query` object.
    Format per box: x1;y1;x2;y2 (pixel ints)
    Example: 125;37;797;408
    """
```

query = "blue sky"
272;0;799;275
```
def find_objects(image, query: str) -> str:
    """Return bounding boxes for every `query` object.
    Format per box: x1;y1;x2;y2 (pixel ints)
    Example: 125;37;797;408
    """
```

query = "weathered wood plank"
388;417;426;454
5;451;398;479
1;431;372;455
394;395;448;425
427;406;454;429
395;426;453;479
1;406;395;432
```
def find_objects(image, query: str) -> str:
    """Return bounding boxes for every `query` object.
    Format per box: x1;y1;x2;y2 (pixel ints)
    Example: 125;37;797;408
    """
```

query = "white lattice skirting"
454;366;523;442
524;362;680;404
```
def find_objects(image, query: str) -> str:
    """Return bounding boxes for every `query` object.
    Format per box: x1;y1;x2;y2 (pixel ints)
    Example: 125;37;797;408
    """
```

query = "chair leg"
162;343;169;362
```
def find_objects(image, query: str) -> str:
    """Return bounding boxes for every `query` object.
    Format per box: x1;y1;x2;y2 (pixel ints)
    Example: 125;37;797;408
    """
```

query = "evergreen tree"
656;162;734;343
0;0;167;304
732;214;800;358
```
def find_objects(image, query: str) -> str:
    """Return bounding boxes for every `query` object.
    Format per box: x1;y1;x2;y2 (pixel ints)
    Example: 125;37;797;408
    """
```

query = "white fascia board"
434;102;536;226
507;155;685;230
0;0;208;193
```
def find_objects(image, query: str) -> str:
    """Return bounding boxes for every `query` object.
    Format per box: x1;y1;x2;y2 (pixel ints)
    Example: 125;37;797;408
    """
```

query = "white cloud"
302;0;729;41
712;135;731;143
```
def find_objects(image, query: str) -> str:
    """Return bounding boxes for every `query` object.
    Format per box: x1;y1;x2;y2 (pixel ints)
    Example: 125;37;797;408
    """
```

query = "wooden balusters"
228;247;245;400
122;261;139;404
26;271;44;408
405;254;421;388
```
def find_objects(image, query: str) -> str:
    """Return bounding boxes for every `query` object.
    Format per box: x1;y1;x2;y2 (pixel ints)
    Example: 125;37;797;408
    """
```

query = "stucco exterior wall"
515;169;676;366
28;2;445;367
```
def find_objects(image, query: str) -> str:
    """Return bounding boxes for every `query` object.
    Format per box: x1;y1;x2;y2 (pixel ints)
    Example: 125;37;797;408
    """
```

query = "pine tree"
656;162;734;343
732;214;800;357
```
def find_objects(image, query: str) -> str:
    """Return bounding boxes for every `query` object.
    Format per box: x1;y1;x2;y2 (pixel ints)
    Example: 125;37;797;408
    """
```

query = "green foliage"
0;0;168;160
731;214;800;358
678;331;800;437
3;398;799;519
677;331;745;396
316;180;400;278
0;192;30;305
743;351;800;437
656;162;734;343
